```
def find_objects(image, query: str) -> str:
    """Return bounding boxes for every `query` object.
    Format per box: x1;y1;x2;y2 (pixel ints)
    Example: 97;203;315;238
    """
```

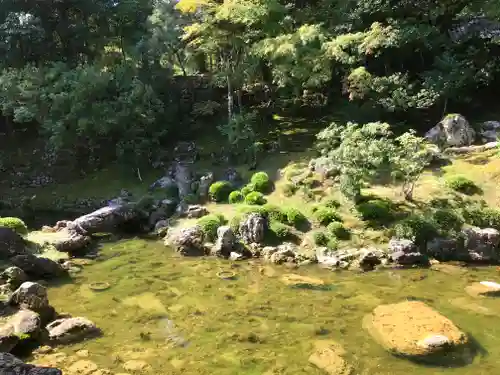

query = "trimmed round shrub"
209;181;233;202
282;183;298;197
327;222;350;240
0;217;28;235
250;171;272;193
356;199;393;223
393;215;438;246
313;207;342;226
245;191;267;205
269;221;293;240
283;207;308;229
445;176;479;195
313;231;329;246
197;214;226;241
228;191;244;204
241;184;255;196
261;204;287;223
431;209;464;233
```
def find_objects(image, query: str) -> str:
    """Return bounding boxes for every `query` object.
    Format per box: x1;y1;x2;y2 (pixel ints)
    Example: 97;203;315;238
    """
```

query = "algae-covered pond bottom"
30;238;500;374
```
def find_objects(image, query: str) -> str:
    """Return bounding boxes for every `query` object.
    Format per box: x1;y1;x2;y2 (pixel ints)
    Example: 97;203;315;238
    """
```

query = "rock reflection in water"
159;318;189;348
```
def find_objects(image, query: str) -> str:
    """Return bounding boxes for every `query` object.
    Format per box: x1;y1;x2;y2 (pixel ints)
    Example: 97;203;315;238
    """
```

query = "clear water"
32;238;500;375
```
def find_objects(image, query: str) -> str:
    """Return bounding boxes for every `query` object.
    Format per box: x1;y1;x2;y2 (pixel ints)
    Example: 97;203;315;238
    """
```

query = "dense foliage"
0;0;499;169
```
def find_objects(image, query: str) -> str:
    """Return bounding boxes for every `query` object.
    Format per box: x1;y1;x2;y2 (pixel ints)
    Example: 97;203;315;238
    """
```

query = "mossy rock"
363;301;469;361
0;217;28;235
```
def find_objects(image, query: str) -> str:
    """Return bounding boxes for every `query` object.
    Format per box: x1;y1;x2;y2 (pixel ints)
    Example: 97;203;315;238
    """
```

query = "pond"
29;238;500;374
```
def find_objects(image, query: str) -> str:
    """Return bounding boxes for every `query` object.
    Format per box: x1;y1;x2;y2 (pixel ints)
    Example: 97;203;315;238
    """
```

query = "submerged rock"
0;228;27;259
308;340;352;375
239;213;267;244
184;205;208;219
27;230;92;254
165;226;206;256
0;352;62;374
363;301;468;359
46;317;100;344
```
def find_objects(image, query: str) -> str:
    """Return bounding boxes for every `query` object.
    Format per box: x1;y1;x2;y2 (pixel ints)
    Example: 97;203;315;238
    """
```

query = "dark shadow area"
355;195;407;229
289;283;337;291
396;333;486;368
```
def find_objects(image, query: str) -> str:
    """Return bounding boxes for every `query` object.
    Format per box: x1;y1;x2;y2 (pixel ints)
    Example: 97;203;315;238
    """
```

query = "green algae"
32;238;500;375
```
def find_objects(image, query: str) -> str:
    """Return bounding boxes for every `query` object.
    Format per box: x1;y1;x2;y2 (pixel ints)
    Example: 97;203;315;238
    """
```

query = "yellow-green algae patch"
24;237;500;375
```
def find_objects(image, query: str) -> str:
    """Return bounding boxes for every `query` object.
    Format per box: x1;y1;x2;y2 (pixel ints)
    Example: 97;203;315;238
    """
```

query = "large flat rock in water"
363;301;468;358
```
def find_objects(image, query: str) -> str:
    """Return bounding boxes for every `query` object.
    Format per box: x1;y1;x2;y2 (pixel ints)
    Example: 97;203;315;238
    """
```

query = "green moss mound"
0;217;28;235
245;191;267;205
209;181;233;202
228;191;244;204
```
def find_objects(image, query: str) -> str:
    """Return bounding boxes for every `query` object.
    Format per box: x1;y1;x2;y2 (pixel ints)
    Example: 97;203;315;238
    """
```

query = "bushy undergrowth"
197;214;226;241
209;181;233;202
0;217;28;235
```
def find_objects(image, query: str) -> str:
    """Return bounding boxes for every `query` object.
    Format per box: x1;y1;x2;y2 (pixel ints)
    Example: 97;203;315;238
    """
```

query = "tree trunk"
227;75;234;121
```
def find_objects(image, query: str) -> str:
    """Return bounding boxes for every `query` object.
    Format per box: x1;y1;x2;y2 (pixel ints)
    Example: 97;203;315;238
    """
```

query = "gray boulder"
11;254;66;279
9;282;53;323
388;238;428;266
165;226;206;256
239;214;267;244
0;309;41;352
0;267;27;289
480;121;500;143
425;114;475;148
462;227;500;262
211;226;236;257
46;316;100;344
198;172;214;201
0;352;62;374
0;228;27;259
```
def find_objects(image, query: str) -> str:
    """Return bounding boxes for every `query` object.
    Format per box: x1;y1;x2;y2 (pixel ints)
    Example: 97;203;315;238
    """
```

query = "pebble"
67;360;98;375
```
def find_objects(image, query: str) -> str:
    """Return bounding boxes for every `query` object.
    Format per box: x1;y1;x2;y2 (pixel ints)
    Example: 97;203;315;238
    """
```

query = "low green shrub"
393;215;438;246
261;204;287;223
229;215;242;234
250;171;272;193
313;207;342;226
245;191;267;205
313;231;329;246
462;207;500;230
0;217;28;235
269;221;293;240
327;222;350;240
197;214;226;241
324;198;341;209
228;191;244;204
445;176;480;195
283;207;308;229
209;181;233;202
431;209;464;233
302;177;321;189
356;199;393;223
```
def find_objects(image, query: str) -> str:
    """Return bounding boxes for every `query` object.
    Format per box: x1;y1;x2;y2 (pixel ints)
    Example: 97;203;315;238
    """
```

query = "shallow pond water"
32;238;500;374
